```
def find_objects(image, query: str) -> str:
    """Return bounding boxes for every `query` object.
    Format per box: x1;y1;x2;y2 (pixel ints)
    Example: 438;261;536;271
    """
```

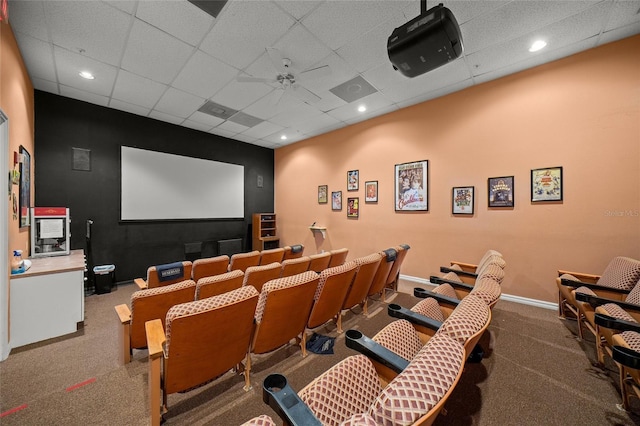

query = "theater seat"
612;332;640;411
328;247;349;267
114;279;196;363
283;244;305;260
195;270;244;299
146;286;259;426
228;251;261;273
366;248;397;310
134;260;193;289
240;415;277;426
259;248;285;265
308;252;331;273
337;253;382;332
440;249;504;284
280;256;311;277
191;255;229;282
242;262;282;292
385;244;410;292
425;266;504;310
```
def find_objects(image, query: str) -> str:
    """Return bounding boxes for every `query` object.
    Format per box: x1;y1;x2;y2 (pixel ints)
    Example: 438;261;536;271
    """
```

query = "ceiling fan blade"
237;75;276;84
266;47;288;74
290;84;321;104
269;88;286;106
297;64;331;82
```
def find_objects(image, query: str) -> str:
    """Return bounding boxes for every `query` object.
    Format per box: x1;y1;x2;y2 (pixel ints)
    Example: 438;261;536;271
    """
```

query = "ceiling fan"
237;48;331;105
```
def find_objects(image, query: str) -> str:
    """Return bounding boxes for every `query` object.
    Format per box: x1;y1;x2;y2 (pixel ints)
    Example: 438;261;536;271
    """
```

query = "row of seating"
241;250;505;425
120;245;409;425
557;256;640;411
134;244;351;289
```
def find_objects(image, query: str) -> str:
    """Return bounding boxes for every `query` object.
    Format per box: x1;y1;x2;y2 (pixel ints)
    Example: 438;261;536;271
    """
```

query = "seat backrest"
243;262;282;292
625;278;640;305
328;248;349;268
163;286;259;395
598;256;640;291
191;255;230;282
252;271;320;354
259;248;285;265
146;261;193;289
476;249;503;271
283;244;305;260
281;256;311;277
411;297;446;323
307;262;358;329
385;244;410;287
308;252;331;273
435;294;491;358
372;319;424;362
367;248;397;297
195;270;244;300
476;262;505;285
342;254;382;310
469;276;502;309
130;279;196;348
229;251;261;272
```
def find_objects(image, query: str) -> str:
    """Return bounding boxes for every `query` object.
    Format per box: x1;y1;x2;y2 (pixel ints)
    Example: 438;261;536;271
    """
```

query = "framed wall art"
19;145;31;228
347;197;359;218
347;170;359;191
452;186;474;215
365;180;378;203
395;160;428;211
531;166;563;202
488;176;514;208
331;191;342;211
318;185;328;204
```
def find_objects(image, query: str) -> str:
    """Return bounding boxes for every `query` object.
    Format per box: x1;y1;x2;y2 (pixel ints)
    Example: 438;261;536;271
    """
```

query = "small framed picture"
488;176;514;208
347;170;359;191
331;191;342;211
347;197;359;218
395;160;428;211
318;185;328;204
365;181;378;203
452;186;474;215
531;166;563;202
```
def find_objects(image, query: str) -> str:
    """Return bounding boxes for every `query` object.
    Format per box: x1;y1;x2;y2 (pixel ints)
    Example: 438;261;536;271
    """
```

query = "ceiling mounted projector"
387;2;463;78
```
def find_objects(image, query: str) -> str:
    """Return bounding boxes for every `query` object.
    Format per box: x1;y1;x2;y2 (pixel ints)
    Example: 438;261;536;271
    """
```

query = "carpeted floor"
1;280;639;425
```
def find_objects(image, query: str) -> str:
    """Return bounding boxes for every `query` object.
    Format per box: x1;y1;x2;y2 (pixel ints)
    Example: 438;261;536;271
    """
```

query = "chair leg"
243;353;252;391
620;365;631;411
148;351;162;426
301;332;308;358
337;312;343;334
577;313;584;340
363;298;369;315
558;290;566;319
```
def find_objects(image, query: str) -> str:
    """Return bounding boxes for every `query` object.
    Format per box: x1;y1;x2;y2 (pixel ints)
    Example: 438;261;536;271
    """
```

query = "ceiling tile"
54;46;118;97
149;110;184;125
136;1;215;46
293;112;343;135
271;23;332;73
103;1;137;15
7;0;48;42
209;126;237;138
216;120;249;134
121;19;194;84
605;1;640;31
172;50;239;99
13;33;57;82
274;0;322;20
112;70;168;109
182;119;214;133
300;52;359;94
154;87;205;119
240;120;285;139
188;111;226;127
59;85;109;106
31;78;59;94
211;80;273;110
108;98;151;117
269;102;323;128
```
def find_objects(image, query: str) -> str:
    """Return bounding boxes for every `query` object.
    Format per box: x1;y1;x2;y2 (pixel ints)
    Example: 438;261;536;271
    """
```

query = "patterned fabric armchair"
385;244;411;292
338;253;382;332
439;249;504;285
228;251;261;272
259;248;285;265
195;269;244;299
611;331;640;411
366;248;398;308
280;256;311;277
557;257;640;337
242;262;282;292
191;255;229;282
134;260;193;289
421;270;503;311
328;247;349;267
145;286;259;426
308;252;332;273
240;415;277;426
114;279;196;363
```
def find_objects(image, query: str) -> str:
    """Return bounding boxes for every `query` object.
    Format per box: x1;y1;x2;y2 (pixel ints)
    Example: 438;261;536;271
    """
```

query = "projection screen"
121;146;244;220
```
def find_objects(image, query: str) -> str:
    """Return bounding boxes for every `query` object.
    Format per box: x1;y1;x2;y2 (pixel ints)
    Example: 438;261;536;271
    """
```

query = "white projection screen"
121;146;244;220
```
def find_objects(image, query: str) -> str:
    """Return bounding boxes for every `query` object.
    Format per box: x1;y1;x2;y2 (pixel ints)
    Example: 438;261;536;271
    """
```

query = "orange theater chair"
191;255;229;282
195;270;244;299
134;260;193;289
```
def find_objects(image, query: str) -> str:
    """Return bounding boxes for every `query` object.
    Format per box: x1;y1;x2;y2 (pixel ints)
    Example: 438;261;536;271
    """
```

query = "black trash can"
94;264;115;294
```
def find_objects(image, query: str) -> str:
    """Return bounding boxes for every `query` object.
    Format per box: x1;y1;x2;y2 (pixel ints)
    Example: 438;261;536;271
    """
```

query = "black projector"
387;3;463;78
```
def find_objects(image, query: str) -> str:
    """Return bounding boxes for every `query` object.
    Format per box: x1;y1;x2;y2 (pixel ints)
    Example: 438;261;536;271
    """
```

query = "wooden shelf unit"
252;213;279;251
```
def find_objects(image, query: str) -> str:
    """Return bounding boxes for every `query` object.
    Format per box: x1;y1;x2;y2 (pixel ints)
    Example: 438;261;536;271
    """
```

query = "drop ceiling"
7;0;640;149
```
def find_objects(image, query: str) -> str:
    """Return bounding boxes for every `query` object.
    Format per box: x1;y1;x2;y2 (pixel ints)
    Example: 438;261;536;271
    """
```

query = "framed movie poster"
19;145;31;228
452;186;474;215
531;166;563;202
347;197;359;218
318;185;328;204
332;191;342;211
347;170;359;191
488;176;514;207
395;160;428;211
365;181;378;203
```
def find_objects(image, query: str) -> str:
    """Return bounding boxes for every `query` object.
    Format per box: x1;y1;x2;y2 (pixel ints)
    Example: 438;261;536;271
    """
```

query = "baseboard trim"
399;274;558;311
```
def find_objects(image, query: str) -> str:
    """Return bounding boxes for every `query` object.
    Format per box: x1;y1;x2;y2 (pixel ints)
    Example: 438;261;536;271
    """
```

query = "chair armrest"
557;270;600;283
262;374;322;426
145;319;166;359
450;261;477;273
575;293;640;312
114;304;131;324
559;278;628;295
345;329;410;374
388;303;444;331
613;345;640;369
411;289;461;308
594;313;640;333
439;266;478;278
134;278;147;290
428;276;474;291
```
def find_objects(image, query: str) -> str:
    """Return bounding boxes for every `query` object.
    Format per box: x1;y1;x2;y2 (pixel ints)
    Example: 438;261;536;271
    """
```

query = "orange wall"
275;35;640;304
2;21;34;272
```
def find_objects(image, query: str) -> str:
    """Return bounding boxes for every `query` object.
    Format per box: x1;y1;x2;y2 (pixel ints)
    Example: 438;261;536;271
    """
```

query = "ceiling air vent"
198;100;237;120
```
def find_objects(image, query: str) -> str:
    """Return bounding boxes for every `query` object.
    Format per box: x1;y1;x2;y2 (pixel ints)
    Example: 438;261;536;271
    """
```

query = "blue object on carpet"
306;333;335;355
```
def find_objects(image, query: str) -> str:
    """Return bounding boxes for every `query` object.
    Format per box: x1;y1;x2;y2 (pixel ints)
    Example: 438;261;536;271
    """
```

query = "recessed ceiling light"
529;40;547;53
280;135;287;140
357;105;367;112
79;71;95;80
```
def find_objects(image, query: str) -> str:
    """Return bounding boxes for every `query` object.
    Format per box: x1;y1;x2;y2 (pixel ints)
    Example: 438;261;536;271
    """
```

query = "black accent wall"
34;91;274;282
